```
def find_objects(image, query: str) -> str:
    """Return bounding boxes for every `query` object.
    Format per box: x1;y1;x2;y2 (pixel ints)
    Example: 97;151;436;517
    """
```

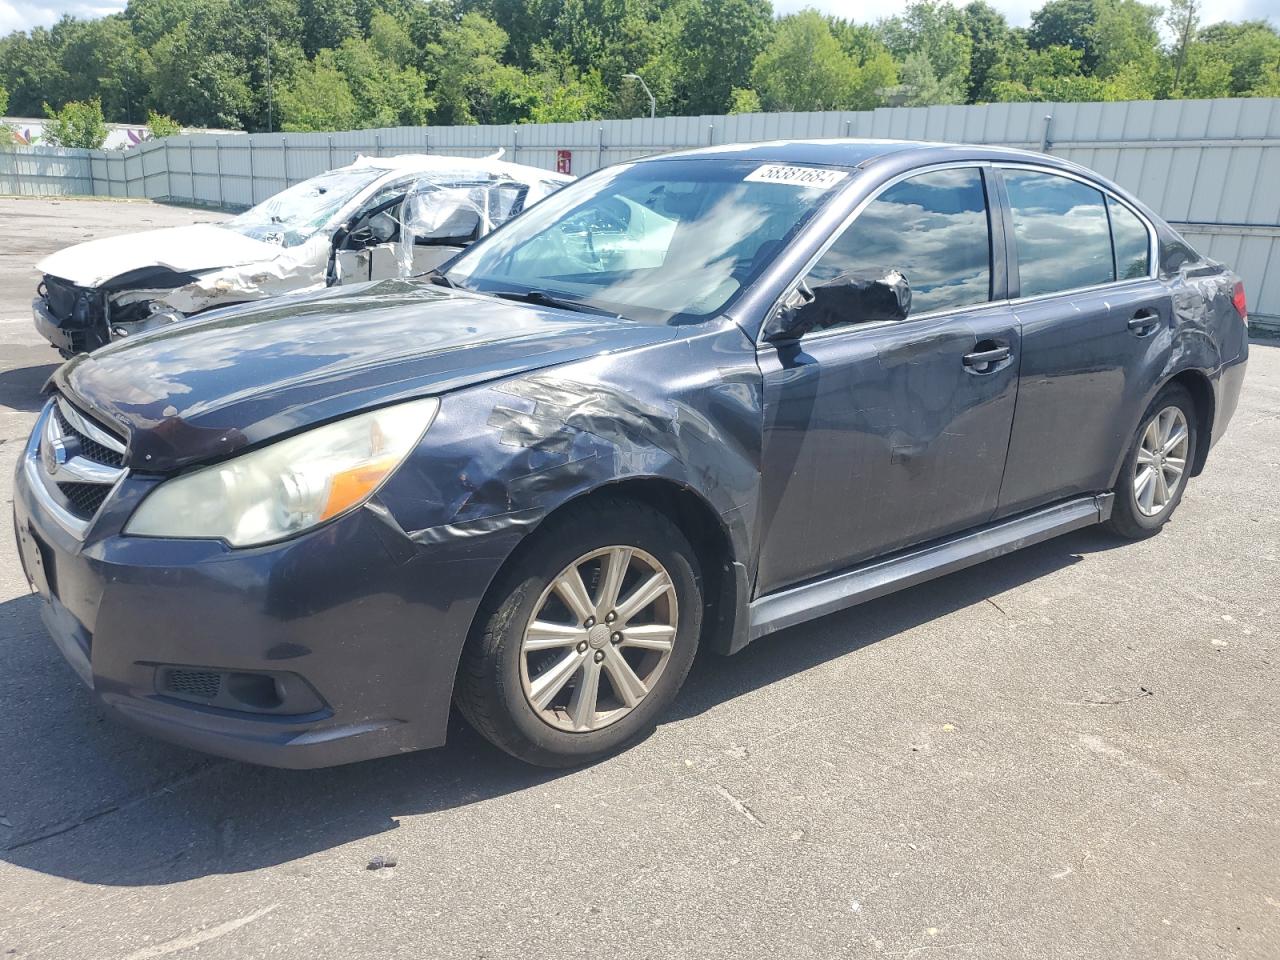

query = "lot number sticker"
744;164;848;189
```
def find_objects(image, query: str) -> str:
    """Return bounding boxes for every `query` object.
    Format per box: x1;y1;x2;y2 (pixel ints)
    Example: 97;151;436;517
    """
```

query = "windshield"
445;159;847;324
228;167;385;248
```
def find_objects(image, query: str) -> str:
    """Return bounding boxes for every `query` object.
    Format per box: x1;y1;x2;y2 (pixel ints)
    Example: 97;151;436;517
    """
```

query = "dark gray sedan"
14;139;1248;768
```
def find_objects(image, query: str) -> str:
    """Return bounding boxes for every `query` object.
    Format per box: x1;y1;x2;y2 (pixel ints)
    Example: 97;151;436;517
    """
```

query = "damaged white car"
32;153;572;355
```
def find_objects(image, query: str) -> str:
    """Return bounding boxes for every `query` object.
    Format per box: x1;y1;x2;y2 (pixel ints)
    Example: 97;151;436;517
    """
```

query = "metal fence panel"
1;98;1277;327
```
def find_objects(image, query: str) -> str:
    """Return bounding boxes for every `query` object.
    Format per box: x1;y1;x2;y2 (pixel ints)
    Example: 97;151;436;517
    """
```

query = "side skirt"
747;493;1114;642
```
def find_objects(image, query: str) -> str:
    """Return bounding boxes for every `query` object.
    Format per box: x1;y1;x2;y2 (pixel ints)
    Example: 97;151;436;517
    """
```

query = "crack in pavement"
4;760;230;853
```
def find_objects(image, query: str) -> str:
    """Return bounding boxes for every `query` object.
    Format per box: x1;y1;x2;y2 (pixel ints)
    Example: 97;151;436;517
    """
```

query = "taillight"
1231;280;1248;326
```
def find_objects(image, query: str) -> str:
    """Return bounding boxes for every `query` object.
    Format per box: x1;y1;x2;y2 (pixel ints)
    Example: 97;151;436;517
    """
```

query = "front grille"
33;396;130;530
164;669;223;700
53;403;125;468
57;481;112;515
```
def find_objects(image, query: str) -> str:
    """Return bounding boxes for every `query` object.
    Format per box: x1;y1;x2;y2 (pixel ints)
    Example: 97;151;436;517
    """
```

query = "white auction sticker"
744;164;849;189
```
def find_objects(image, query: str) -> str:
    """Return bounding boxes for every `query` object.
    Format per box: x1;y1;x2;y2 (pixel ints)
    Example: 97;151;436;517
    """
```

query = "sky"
1;0;1277;41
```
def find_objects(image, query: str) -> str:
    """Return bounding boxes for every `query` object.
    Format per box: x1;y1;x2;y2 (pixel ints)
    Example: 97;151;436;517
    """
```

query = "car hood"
55;278;677;472
37;224;280;288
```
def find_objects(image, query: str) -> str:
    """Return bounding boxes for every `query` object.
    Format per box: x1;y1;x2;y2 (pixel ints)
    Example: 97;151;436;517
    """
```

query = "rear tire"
454;496;702;767
1105;383;1198;540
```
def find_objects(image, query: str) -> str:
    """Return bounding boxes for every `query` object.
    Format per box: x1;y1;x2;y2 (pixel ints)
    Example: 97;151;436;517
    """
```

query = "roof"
655;138;1051;169
351;151;574;184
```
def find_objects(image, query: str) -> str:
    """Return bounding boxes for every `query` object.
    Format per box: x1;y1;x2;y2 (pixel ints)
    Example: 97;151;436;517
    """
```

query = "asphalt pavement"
0;197;1277;959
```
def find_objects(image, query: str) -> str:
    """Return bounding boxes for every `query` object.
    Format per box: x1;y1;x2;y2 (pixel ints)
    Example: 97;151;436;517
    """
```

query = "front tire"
1106;383;1198;540
455;497;702;767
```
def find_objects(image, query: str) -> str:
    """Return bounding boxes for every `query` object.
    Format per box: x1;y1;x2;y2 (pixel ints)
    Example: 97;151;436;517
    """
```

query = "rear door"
755;165;1022;595
993;166;1170;517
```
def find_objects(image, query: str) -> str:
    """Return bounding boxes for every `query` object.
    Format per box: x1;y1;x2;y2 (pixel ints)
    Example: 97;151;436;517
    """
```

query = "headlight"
125;397;439;547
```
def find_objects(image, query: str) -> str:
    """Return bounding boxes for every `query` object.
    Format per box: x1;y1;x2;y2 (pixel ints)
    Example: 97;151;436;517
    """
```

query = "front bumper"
13;430;512;769
32;295;80;354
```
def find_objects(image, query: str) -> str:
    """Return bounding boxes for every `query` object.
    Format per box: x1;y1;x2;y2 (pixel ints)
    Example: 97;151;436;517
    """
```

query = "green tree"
146;109;182;137
486;44;608;123
751;11;858;111
897;50;965;105
334;31;433;127
125;0;199;48
673;0;774;115
827;19;899;107
880;1;972;100
959;1;1016;102
1091;0;1159;81
423;11;518;124
728;86;761;113
42;97;108;148
53;15;149;123
1196;21;1280;96
148;19;254;128
1027;0;1098;66
0;28;69;117
277;49;359;130
299;0;360;57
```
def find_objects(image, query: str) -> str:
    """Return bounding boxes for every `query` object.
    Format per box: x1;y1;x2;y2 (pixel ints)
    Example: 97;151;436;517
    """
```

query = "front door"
755;166;1021;595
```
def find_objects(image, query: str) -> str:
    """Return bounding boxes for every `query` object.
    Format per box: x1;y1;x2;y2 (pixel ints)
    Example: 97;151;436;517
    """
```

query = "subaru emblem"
42;435;68;477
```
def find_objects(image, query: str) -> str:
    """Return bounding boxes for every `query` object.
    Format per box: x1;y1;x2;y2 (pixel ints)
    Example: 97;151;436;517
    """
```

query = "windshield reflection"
228;167;385;248
446;160;846;324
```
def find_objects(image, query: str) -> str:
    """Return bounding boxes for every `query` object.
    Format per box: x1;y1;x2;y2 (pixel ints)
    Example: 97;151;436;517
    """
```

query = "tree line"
1;0;1278;147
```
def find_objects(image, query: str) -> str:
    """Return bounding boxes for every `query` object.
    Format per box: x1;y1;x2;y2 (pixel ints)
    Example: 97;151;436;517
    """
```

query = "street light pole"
623;73;656;120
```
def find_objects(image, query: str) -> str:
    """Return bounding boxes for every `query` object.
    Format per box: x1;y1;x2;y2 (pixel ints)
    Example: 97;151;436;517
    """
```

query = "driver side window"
806;167;992;323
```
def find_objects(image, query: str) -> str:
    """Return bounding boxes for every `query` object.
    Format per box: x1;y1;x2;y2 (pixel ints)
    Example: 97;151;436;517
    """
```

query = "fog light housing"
154;665;326;716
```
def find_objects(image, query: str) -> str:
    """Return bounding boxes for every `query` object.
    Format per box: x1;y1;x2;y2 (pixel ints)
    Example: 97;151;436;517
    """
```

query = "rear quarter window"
1108;198;1151;280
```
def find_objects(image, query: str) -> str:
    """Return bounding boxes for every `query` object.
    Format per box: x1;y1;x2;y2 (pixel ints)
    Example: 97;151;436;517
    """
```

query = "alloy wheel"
1133;405;1190;517
519;546;678;733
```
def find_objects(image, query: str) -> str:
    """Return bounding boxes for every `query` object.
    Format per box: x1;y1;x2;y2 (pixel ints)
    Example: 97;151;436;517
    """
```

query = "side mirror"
763;271;911;343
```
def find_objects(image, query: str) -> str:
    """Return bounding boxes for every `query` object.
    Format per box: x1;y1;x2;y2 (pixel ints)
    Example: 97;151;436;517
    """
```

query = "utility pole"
265;32;273;134
1169;0;1200;96
623;73;656;120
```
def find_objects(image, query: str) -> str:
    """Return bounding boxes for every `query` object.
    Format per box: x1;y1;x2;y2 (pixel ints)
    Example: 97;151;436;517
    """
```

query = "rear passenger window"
1003;169;1113;297
807;167;991;319
1108;198;1150;280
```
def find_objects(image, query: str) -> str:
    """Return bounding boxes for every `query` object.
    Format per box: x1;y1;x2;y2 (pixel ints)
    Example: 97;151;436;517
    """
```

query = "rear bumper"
1209;352;1248;453
13;437;512;769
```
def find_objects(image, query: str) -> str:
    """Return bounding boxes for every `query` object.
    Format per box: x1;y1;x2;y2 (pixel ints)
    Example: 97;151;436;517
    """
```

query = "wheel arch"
1110;366;1217;489
462;476;751;669
1164;368;1214;476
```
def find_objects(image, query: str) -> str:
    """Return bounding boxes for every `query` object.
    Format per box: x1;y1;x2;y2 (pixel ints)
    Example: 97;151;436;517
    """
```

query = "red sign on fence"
556;150;572;175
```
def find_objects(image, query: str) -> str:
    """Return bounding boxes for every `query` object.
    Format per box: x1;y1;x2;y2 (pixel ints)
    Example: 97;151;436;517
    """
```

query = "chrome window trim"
1005;275;1160;309
758;160;997;345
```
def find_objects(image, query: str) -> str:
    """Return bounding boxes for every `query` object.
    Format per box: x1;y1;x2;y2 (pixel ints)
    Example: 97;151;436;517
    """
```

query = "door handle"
1127;309;1160;335
962;345;1011;371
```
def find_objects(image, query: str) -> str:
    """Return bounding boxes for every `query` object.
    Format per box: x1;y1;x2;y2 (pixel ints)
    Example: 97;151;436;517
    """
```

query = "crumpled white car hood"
37;223;280;287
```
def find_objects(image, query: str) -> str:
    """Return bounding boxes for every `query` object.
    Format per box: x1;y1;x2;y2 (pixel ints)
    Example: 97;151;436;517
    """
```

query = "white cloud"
0;1;127;36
